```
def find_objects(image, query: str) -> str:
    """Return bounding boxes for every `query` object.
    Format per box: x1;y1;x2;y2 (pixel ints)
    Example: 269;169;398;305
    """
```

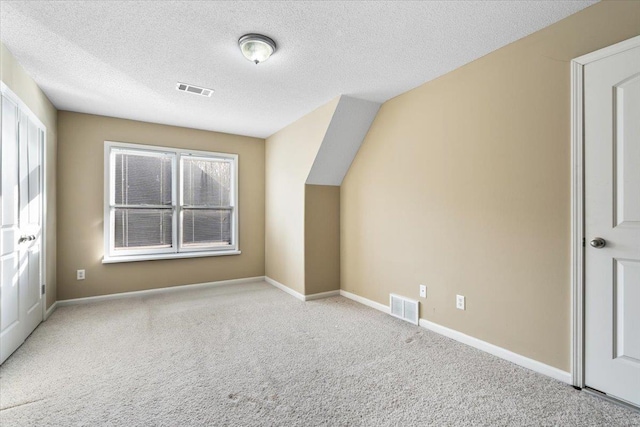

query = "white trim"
419;319;571;384
305;290;340;301
44;301;58;320
569;35;640;389
264;276;305;301
573;35;640;65
339;290;390;314
104;142;111;260
56;276;265;306
570;58;585;390
264;277;340;301
0;82;46;129
40;120;47;321
102;249;241;264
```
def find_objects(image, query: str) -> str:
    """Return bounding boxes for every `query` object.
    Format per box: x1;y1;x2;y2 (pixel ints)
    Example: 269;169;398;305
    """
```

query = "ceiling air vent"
176;82;214;97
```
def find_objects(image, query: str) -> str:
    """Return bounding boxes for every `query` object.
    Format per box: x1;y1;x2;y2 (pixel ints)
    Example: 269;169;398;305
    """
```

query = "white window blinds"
104;142;238;263
181;156;233;248
113;150;174;251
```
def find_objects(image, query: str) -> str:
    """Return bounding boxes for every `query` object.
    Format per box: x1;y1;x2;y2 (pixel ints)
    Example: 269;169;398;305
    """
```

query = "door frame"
0;81;48;322
570;35;640;389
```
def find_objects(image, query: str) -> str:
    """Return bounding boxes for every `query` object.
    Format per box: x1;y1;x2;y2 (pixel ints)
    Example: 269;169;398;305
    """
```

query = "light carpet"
1;281;638;426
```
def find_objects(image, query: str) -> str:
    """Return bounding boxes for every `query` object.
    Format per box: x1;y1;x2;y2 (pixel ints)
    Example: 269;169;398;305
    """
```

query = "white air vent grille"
176;82;214;97
389;294;419;325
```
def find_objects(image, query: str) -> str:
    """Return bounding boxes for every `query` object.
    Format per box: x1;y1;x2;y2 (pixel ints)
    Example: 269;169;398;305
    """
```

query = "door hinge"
582;237;585;247
41;284;45;295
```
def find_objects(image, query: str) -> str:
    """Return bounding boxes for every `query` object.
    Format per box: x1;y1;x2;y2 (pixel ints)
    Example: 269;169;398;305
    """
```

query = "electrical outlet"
456;295;465;310
419;285;427;298
77;269;85;280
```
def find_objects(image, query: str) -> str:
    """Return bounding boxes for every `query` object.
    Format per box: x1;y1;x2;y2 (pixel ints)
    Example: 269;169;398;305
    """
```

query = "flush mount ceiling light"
238;34;276;64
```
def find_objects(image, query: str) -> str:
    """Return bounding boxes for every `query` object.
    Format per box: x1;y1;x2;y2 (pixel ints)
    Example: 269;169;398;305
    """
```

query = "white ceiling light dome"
238;34;277;64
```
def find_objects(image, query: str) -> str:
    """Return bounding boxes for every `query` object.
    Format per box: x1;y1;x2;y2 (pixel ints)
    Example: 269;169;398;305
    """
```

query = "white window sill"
102;250;241;264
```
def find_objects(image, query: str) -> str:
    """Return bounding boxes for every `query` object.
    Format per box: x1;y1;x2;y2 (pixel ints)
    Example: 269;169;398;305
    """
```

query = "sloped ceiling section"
306;96;380;186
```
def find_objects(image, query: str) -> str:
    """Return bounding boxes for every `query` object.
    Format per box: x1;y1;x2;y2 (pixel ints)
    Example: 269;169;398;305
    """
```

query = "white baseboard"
305;290;340;301
336;288;570;385
57;276;266;307
265;276;306;301
339;289;390;314
419;319;572;384
265;277;340;301
44;301;58;320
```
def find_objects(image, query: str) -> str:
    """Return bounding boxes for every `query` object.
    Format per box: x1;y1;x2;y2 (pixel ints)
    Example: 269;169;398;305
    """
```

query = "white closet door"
20;111;44;336
0;92;44;365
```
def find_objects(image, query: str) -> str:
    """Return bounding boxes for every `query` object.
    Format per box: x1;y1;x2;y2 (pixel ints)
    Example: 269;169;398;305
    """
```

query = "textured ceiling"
0;1;596;138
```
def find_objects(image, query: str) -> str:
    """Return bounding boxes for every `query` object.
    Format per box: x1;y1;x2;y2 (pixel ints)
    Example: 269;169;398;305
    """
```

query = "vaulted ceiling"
0;1;596;138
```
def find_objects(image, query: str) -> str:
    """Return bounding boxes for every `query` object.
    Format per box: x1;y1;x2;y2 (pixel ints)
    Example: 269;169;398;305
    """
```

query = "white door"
584;43;640;407
0;90;44;365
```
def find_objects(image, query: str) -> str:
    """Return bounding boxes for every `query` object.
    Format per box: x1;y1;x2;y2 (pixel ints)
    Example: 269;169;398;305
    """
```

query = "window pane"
114;152;172;205
182;209;232;247
114;208;173;249
182;158;231;206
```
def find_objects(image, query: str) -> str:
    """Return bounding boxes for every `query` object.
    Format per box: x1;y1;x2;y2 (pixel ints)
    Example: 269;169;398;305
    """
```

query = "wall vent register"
390;294;419;325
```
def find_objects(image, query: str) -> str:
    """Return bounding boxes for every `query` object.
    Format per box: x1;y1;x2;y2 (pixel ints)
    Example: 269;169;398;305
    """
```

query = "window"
103;141;239;263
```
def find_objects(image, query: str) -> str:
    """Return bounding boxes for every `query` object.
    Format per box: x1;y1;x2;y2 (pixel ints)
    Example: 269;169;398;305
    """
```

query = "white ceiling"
0;1;596;139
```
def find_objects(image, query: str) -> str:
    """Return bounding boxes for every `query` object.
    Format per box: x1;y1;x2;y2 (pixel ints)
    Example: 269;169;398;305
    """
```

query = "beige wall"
1;43;58;310
305;185;340;295
341;0;640;371
56;112;264;300
265;98;339;294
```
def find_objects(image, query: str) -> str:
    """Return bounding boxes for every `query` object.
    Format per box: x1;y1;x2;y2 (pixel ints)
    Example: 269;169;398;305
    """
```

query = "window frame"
179;154;236;253
103;141;240;264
